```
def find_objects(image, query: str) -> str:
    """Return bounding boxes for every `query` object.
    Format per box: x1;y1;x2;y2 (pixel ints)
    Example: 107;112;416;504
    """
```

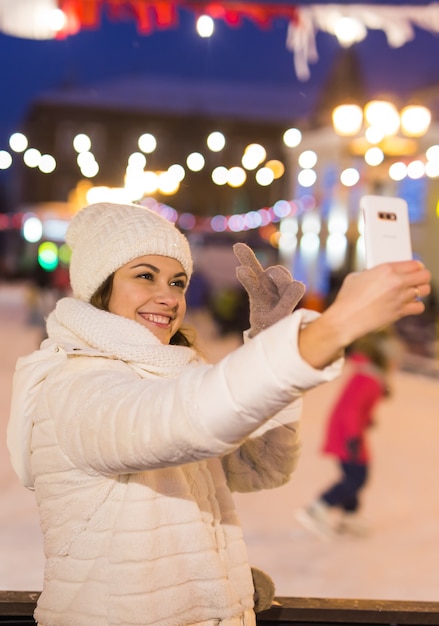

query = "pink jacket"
322;354;387;464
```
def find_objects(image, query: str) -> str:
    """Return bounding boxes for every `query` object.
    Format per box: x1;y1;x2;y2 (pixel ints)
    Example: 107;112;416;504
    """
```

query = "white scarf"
46;297;200;378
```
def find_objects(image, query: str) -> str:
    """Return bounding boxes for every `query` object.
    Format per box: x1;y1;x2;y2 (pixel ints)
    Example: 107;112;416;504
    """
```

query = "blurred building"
4;59;439;305
16;75;304;216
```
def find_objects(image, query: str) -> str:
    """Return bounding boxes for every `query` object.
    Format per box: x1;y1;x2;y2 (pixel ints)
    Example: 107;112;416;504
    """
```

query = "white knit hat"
66;202;193;302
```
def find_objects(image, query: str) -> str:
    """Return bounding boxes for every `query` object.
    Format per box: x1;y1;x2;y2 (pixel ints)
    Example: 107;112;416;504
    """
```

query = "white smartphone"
360;195;413;269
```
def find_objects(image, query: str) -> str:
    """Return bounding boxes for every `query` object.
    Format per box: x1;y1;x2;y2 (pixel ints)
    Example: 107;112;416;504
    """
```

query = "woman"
7;202;430;626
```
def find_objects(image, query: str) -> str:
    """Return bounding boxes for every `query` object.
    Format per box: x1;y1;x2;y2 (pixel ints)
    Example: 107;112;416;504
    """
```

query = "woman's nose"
154;284;179;307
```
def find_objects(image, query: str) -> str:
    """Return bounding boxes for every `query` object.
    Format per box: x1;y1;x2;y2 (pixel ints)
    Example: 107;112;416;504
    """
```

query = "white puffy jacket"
7;298;343;626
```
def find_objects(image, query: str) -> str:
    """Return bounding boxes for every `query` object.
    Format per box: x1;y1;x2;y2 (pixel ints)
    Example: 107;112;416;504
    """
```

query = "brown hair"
90;274;196;348
348;329;398;372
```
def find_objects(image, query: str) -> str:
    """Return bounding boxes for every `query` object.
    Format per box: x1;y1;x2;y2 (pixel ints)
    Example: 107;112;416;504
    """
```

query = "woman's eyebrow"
131;263;159;272
130;263;187;280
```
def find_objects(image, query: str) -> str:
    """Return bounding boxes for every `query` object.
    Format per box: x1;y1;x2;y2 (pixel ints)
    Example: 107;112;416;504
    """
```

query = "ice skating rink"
1;282;439;602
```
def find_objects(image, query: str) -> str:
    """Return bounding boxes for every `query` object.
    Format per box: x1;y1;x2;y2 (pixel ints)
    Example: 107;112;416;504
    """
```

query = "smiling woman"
5;200;431;626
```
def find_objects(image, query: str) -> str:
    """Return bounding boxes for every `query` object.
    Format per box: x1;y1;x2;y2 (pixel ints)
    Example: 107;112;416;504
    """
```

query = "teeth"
145;314;170;324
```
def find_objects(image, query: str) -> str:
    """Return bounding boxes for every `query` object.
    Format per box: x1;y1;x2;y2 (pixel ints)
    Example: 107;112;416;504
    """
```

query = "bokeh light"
298;150;317;169
196;15;214;37
0;150;12;169
39;154;56;173
283;128;302;148
73;133;91;153
138;133;157;154
255;167;274;186
332;104;363;135
22;215;43;243
297;169;317;187
186;152;205;172
38;241;58;271
227;166;246;187
389;162;407;181
265;159;285;179
9;132;28;152
340;167;360;187
23;148;41;168
212;166;228;185
207;131;226;152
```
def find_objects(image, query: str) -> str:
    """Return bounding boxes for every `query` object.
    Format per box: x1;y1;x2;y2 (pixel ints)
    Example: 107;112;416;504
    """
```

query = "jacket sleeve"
42;309;343;476
221;409;302;493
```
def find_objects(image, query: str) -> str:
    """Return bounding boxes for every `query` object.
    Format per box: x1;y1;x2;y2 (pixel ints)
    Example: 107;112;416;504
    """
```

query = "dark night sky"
1;3;439;146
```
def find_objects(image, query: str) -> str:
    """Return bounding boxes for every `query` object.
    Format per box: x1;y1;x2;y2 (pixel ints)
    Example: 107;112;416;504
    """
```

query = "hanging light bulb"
400;105;431;137
332;104;363;136
196;15;214;37
364;100;400;136
333;17;367;47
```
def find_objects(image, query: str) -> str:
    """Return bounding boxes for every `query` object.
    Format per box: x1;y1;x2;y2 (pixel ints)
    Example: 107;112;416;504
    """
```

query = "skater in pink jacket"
297;331;401;537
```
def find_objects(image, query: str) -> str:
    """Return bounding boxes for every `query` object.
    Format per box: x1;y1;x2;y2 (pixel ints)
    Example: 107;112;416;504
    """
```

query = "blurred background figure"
24;281;47;343
209;285;249;336
395;289;438;368
295;329;403;539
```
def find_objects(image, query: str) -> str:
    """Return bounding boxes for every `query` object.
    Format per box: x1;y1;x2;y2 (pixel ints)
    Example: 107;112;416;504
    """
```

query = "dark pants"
321;461;368;513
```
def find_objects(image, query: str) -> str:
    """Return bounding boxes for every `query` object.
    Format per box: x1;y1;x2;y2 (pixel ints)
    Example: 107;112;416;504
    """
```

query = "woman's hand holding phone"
298;260;431;370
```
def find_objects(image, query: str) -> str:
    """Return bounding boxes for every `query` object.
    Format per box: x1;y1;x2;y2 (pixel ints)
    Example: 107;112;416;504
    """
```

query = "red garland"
57;0;180;35
186;2;299;28
57;0;103;35
106;1;179;33
57;0;299;37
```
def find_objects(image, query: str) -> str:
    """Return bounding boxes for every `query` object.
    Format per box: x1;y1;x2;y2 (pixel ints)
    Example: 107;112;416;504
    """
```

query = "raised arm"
298;260;431;369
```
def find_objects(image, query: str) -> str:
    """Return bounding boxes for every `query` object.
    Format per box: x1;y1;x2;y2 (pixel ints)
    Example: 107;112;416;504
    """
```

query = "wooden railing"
2;591;439;625
0;591;39;624
258;597;439;624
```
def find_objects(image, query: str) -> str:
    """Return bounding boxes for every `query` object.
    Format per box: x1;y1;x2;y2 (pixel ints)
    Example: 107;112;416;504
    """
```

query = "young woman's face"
108;254;188;344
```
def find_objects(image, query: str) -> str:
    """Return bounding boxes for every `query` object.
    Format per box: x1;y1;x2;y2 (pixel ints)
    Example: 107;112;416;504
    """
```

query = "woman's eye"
137;272;153;280
172;279;186;289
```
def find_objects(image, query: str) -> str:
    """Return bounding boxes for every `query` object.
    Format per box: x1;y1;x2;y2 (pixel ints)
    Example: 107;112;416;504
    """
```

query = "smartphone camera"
378;212;397;221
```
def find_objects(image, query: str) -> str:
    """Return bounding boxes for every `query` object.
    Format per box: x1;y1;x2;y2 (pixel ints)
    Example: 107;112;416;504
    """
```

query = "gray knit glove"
251;567;276;612
233;242;306;338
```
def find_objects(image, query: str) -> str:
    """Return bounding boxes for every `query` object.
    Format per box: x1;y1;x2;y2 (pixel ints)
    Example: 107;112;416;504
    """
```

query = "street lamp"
332;100;431;142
